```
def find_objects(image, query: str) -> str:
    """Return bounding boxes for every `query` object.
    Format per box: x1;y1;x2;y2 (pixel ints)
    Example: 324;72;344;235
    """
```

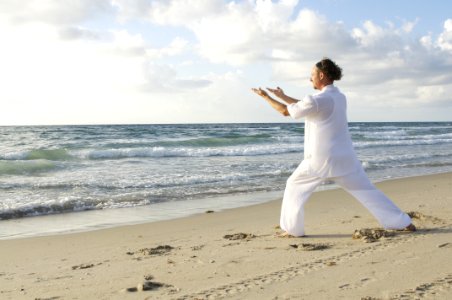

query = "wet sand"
1;172;451;299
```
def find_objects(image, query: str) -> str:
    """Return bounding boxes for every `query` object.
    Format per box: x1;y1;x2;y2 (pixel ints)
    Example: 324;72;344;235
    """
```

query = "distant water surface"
1;122;451;237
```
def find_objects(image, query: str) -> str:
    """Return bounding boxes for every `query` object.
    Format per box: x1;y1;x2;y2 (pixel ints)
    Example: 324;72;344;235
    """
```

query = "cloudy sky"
1;0;451;125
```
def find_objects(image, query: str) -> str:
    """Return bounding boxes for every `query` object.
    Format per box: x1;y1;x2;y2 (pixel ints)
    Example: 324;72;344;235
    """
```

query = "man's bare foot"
404;223;417;232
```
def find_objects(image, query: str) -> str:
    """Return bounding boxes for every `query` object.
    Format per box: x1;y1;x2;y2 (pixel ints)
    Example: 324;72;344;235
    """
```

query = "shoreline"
0;189;284;240
1;172;451;299
1;171;451;241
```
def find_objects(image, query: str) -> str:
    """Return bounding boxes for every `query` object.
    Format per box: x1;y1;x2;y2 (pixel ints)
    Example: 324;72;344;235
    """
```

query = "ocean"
1;122;451;239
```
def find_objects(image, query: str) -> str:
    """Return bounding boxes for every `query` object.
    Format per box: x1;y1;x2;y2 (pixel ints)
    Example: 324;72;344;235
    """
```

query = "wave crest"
2;149;73;161
0;160;57;175
84;144;302;159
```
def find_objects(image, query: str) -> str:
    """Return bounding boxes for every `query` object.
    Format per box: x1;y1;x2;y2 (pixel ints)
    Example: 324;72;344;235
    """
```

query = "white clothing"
280;165;412;237
281;85;412;236
287;85;361;178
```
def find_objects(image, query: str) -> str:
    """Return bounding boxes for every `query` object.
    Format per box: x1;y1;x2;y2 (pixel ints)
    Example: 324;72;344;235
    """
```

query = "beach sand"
1;172;451;299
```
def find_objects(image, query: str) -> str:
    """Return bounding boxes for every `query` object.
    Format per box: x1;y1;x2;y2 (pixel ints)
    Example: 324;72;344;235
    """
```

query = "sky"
0;0;451;125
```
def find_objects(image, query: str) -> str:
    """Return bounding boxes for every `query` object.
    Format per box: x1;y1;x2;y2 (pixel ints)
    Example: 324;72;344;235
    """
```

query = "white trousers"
280;164;412;237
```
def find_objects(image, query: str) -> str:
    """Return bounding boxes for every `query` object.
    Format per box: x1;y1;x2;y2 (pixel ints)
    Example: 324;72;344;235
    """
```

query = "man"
252;58;415;237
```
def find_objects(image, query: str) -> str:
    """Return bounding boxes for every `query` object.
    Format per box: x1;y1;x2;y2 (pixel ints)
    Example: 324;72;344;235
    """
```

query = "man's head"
310;58;342;90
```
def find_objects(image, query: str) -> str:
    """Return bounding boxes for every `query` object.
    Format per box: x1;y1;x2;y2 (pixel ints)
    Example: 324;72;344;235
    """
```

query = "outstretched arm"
266;87;300;105
251;88;289;116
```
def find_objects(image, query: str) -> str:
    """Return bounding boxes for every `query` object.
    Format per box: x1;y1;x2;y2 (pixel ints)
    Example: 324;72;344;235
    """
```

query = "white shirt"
287;85;361;178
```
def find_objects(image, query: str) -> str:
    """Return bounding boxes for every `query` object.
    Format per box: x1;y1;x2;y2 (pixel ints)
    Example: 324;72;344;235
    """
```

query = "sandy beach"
1;172;451;299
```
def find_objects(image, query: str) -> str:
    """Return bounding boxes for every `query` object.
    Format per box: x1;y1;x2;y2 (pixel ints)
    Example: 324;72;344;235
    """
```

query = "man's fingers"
252;87;266;96
266;87;276;93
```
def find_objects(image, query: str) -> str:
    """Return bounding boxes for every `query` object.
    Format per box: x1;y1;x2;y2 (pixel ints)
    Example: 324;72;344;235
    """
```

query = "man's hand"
251;87;269;98
252;87;289;116
267;87;285;99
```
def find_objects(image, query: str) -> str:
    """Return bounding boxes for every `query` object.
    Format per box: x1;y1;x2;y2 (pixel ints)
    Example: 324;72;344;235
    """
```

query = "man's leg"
334;168;412;230
280;161;325;237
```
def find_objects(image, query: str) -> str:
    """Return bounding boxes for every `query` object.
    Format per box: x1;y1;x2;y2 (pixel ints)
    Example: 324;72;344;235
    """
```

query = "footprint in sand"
127;281;165;292
223;233;256;241
123;275;172;293
128;245;175;256
353;212;445;244
125;281;167;292
339;277;374;290
438;242;452;248
407;211;445;225
289;243;331;251
71;263;96;270
352;228;396;243
191;244;205;251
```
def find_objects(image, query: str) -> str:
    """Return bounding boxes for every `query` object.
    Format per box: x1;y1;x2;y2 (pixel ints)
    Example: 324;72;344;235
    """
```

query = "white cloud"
111;0;152;21
142;1;353;66
58;26;106;41
142;62;211;93
0;0;112;25
140;0;450;112
147;0;224;26
144;0;304;65
416;85;445;102
110;29;148;56
401;18;418;33
351;20;408;55
0;16;207;125
0;20;148;124
254;0;298;32
145;37;189;58
419;34;433;49
190;8;263;65
160;70;286;123
0;0;451;125
437;19;452;51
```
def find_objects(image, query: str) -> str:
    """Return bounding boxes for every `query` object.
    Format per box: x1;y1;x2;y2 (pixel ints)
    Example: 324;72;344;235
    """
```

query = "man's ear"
319;71;324;80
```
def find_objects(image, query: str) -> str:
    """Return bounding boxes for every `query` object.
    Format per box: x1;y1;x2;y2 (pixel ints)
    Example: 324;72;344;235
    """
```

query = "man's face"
310;66;321;90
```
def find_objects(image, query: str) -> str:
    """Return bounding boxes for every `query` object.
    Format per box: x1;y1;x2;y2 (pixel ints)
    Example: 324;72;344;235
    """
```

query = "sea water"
1;122;451;238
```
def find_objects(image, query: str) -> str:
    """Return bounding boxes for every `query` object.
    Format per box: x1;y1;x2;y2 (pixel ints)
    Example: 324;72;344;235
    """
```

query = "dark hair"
315;57;342;81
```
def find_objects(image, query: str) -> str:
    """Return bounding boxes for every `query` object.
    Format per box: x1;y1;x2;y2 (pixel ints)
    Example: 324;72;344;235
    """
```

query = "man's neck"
319;82;334;90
